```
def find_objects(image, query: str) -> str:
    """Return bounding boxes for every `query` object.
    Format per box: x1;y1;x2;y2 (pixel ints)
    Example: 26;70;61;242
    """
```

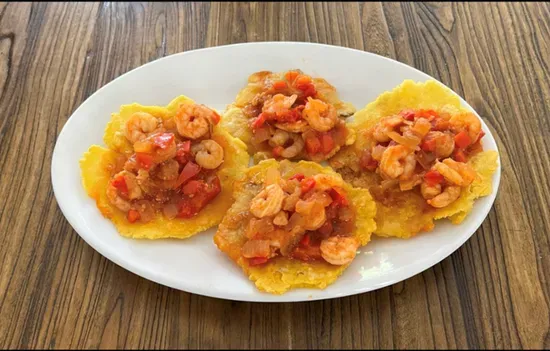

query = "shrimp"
175;103;218;140
295;200;326;231
372;115;404;142
427;185;461;208
420;182;442;200
379;145;414;179
424;131;454;159
273;211;289;226
154;159;179;181
106;171;143;212
302;97;338;132
268;129;290;147
320;236;360;266
193;139;224;169
275;120;309;133
125;112;160;144
399;153;417;181
450;112;482;142
279;134;304;158
312;174;344;191
433;158;476;186
262;94;297;115
250;183;286;218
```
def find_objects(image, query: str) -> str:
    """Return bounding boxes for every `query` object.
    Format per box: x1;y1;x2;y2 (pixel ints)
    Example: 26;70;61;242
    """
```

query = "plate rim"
51;41;501;302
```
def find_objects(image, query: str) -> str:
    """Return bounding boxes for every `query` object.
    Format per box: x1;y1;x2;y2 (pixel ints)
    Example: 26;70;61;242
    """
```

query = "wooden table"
1;2;549;349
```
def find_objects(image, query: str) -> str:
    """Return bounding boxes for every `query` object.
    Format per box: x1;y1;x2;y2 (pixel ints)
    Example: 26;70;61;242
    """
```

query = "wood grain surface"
0;2;549;349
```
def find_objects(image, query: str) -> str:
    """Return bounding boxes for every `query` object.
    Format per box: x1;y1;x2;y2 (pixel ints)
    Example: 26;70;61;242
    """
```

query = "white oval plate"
52;42;500;302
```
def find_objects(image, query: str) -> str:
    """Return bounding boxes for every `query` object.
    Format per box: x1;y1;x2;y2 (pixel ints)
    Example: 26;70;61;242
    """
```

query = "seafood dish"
80;96;248;239
221;70;357;163
330;80;498;238
213;159;376;294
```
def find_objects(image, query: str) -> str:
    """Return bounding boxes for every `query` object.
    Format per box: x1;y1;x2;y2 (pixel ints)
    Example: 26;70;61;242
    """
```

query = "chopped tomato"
330;187;349;206
177;176;221;218
421;138;437;152
127;209;140;223
292;244;323;261
453;149;468;163
299;233;310;247
454;130;471;148
305;135;322;155
251;113;267;129
182;180;204;195
424;170;444;186
418;109;438;120
276;108;303;123
284;70;299;82
400;109;416;121
177;161;201;186
321;133;335;155
111;175;128;195
153;133;175;149
293;75;316;97
175;141;192;164
359;149;378;171
272;80;288;90
272;146;285;157
249;257;269;266
289;173;305;181
300;178;316;194
136;152;154;170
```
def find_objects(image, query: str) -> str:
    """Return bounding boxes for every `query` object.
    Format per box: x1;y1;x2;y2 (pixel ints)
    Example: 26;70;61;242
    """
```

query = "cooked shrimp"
295;200;326;231
193;139;224;169
154;159;179;181
125;112;160;144
250;184;286;218
320;236;360;266
268;129;290;147
372;115;404;142
262;94;297;115
442;158;476;186
313;174;344;191
275;120;309;133
427;185;461;208
302;97;338;132
106;171;142;212
424;131;454;159
420;182;442;200
175;103;218;139
273;211;289;226
450;112;482;141
379;145;414;179
399;153;417;181
279;134;304;158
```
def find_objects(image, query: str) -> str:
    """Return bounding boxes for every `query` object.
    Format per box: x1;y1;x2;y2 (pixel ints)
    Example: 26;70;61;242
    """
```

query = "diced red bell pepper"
251;113;267;129
249;257;269;266
400;109;416;121
321;133;335;155
454;130;471;148
305;135;322;155
153;133;175;149
272;80;288;90
112;175;128;195
127;209;140;223
177;161;201;186
272;146;285;157
289;173;305;181
453;149;468;163
418;109;438;119
330;187;349;206
136;152;154;170
299;233;310;247
424;170;445;186
300;178;316;194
